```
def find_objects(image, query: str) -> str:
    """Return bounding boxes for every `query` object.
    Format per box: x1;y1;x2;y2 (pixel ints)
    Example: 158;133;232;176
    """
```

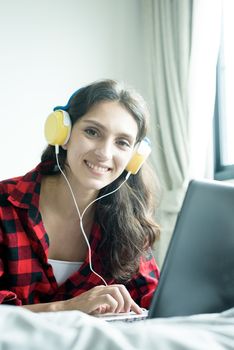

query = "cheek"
117;151;134;171
67;136;89;156
65;142;84;167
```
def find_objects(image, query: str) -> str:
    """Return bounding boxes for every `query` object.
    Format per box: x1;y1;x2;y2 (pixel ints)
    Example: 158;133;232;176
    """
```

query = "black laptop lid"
149;179;234;318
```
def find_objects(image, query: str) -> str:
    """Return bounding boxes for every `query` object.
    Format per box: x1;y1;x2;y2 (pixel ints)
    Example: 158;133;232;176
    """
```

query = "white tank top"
48;259;83;286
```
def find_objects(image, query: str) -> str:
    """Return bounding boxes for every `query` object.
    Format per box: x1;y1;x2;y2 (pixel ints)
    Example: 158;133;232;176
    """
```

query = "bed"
0;305;234;349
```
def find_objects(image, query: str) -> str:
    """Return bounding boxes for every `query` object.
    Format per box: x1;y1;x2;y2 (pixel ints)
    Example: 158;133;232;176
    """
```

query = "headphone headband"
53;88;81;112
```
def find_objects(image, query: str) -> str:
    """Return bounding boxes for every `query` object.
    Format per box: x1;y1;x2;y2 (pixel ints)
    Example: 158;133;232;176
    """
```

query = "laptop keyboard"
94;309;149;322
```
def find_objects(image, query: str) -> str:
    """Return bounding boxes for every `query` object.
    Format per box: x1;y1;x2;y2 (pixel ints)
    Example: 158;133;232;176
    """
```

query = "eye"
84;127;99;137
116;139;131;148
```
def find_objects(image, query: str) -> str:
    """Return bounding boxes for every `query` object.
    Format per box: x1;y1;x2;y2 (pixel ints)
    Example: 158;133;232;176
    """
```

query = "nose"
94;140;113;161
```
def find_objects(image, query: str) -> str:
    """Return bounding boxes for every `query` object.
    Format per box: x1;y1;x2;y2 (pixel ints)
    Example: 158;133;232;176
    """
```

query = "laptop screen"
149;179;234;318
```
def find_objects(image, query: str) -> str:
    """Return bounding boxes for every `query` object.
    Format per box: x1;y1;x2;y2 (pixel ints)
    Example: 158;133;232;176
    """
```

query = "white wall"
0;0;147;179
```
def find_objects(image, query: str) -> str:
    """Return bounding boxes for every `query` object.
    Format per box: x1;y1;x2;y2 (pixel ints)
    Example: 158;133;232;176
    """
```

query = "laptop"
95;179;234;322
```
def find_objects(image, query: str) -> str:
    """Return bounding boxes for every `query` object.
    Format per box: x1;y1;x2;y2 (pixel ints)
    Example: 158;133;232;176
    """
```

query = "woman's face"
63;101;139;193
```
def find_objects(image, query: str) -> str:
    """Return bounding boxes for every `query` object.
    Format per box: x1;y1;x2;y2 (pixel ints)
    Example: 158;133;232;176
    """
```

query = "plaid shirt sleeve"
0;170;52;306
0;220;22;305
125;249;160;309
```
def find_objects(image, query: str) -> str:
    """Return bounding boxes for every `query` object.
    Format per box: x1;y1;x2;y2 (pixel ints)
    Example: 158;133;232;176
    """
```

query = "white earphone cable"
55;145;130;286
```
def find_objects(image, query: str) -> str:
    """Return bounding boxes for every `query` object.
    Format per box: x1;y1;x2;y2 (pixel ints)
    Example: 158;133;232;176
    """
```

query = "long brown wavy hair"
41;79;160;281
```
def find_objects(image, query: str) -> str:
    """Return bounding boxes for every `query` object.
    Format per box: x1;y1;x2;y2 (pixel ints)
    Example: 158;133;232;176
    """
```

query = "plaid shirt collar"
7;162;50;210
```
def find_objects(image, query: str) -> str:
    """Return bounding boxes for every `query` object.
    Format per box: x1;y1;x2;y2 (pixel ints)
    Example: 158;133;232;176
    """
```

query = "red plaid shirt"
0;162;159;308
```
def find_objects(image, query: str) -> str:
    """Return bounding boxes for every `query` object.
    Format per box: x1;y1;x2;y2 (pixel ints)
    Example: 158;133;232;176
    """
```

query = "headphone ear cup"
44;110;71;146
125;138;151;174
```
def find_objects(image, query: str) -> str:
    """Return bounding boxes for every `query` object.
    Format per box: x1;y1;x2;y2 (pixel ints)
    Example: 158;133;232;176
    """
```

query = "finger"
112;285;132;313
107;287;125;313
90;304;108;315
112;284;142;314
95;285;125;313
112;284;141;313
130;300;142;314
96;294;118;313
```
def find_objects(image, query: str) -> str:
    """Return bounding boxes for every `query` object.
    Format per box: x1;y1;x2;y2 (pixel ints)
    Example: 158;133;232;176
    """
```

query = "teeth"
85;160;109;173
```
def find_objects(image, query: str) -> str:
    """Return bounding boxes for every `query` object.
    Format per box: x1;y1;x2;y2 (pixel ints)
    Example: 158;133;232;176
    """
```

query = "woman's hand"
58;284;142;315
23;284;142;314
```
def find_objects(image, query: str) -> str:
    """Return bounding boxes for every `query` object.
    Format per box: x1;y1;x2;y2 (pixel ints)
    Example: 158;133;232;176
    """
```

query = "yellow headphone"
44;109;72;146
44;108;151;175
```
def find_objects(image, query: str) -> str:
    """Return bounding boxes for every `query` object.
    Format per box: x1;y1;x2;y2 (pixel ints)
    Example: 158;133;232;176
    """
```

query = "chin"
83;179;111;192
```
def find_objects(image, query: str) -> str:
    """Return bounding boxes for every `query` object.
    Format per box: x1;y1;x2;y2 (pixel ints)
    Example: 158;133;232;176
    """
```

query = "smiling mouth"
84;160;111;173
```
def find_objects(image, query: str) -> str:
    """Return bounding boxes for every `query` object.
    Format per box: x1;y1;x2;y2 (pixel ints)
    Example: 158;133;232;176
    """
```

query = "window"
214;1;234;180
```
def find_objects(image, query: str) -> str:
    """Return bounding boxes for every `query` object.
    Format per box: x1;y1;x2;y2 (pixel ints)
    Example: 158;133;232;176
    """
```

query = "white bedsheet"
0;305;234;350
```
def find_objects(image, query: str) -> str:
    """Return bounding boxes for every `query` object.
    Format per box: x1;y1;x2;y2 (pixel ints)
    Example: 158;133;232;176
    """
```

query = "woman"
0;79;160;314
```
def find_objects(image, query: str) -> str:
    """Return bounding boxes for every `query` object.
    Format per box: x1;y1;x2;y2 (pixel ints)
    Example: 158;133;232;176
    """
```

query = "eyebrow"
81;119;136;143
